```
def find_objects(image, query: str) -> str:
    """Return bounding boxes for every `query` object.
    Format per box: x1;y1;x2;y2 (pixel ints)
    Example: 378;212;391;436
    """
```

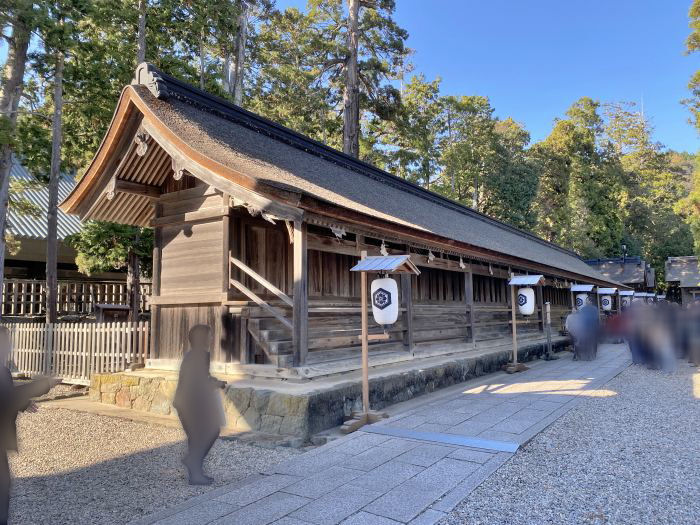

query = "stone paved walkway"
131;344;631;525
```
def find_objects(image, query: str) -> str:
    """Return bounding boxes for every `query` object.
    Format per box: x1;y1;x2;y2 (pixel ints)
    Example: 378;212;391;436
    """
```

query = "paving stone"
444;419;494;437
394;443;456;467
363;458;477;522
408;509;446;525
527;399;564;412
271;518;314;525
476;429;522;444
331;433;392;456
268;450;352;477
153;501;237;525
346;460;425;493
283;466;363;498
290;484;383;524
215;474;303;507
210;492;310;525
343;443;408;471
417;410;471;426
377;438;422;453
447;447;495;464
431;452;512;512
384;415;427;429
413;423;450;433
490;416;540;434
339;512;401;524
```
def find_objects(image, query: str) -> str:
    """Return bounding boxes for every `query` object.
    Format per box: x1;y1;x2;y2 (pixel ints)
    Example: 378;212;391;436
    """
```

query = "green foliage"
66;221;153;277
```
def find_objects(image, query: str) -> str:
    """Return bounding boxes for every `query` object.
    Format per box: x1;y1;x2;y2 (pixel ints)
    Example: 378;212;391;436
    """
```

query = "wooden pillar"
292;220;308;366
401;273;413;351
464;270;474;343
150;202;162;361
220;199;231;361
510;284;518;365
536;285;544;332
360;257;369;413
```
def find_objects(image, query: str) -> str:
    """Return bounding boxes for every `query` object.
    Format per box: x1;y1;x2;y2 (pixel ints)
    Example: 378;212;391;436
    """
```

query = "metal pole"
360;251;369;415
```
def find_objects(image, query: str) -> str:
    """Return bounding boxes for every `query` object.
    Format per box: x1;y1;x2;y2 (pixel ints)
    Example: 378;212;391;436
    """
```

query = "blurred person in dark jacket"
173;325;226;485
0;326;59;525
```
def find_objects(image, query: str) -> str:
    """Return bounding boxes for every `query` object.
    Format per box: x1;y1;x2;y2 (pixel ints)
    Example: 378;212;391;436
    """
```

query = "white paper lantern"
575;293;589;310
371;277;399;325
601;295;612;311
517;287;535;316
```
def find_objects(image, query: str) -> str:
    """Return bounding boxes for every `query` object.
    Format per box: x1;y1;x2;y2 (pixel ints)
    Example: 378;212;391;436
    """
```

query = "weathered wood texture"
2;321;150;383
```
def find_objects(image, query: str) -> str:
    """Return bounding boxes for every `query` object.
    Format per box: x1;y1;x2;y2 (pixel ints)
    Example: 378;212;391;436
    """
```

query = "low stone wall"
90;339;568;438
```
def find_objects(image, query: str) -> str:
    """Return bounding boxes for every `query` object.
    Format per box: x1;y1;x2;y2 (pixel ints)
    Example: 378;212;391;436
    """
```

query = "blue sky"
2;1;697;152
279;0;700;153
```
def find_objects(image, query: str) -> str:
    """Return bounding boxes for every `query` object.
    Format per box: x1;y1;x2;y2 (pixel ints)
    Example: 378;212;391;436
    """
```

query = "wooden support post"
401;273;413;351
360;252;369;414
465;271;475;343
510;285;518;365
292;220;308;366
536;285;544;332
150;203;162;361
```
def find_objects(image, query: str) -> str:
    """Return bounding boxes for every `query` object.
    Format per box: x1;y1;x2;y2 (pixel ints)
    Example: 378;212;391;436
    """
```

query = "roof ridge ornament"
132;62;169;100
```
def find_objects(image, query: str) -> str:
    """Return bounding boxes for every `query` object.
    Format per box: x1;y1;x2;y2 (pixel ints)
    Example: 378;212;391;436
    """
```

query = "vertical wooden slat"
464;271;475;343
401;273;414;351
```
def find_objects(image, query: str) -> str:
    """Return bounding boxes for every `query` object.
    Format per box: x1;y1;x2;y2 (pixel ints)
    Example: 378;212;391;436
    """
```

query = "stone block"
88;387;101;401
241;405;262;430
150;390;171;415
102;392;116;404
251;390;273;412
115;388;132;408
132;395;152;412
100;382;120;394
279;415;307;437
267;392;310;417
260;414;283;434
225;386;252;414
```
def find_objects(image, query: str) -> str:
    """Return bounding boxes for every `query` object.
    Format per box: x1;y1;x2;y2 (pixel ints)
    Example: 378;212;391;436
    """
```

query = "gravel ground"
7;407;300;525
443;362;700;525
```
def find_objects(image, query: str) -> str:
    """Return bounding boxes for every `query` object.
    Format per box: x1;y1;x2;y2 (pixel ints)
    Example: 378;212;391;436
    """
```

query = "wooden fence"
2;321;150;384
1;280;152;317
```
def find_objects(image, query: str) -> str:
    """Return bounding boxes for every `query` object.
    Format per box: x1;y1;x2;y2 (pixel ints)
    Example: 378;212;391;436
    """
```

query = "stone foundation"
90;338;568;438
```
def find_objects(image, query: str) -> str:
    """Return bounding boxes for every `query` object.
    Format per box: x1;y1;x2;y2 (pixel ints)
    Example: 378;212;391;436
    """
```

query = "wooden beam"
401;273;414;351
229;279;292;330
230;256;293;307
113;178;161;199
536;285;544;332
510;284;518;365
292;220;308;366
150;207;227;227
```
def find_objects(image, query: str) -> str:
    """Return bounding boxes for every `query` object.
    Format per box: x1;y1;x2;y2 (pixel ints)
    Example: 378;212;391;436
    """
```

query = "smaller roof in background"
8;156;82;241
585;257;647;285
596;288;618;294
571;284;595;292
665;256;700;288
508;274;544;286
350;255;421;274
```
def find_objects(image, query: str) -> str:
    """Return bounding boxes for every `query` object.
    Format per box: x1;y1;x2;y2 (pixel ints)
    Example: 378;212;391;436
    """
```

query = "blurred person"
0;326;60;525
688;302;700;366
173;324;226;485
565;309;582;360
576;303;600;361
647;303;677;373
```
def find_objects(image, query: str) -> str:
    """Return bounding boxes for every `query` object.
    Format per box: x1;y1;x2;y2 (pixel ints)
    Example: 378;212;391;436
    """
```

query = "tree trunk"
0;14;31;320
343;0;360;158
199;29;205;90
137;0;147;63
232;2;248;106
223;53;233;94
127;243;140;322
46;51;64;324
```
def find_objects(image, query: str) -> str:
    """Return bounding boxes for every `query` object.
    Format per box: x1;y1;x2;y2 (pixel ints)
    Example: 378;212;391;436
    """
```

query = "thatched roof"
62;64;619;286
666;256;700;288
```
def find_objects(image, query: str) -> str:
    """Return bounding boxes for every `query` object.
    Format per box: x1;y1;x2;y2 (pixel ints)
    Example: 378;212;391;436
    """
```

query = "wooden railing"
1;280;152;317
2;321;150;384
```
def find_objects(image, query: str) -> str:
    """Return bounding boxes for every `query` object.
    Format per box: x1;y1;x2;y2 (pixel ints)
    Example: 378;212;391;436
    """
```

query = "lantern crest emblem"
372;288;392;310
518;293;527;307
